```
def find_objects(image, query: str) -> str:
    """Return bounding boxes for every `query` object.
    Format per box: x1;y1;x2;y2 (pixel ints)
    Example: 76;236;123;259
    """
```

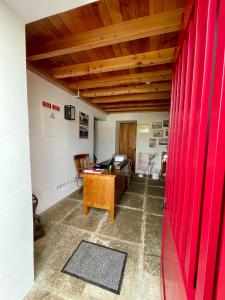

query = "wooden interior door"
119;122;137;172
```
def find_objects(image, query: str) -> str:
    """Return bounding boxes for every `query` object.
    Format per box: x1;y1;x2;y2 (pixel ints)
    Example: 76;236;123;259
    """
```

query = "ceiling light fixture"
74;89;80;98
144;80;152;85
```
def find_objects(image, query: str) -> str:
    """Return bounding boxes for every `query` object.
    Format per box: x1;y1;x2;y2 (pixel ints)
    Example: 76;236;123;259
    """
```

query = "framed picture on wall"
152;121;162;129
165;130;169;137
163;120;169;127
79;112;89;139
153;130;163;137
159;138;168;145
149;138;157;148
137;124;149;132
79;112;89;127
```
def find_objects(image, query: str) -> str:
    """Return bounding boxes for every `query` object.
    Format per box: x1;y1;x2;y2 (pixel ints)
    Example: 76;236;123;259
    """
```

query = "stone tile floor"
25;175;165;300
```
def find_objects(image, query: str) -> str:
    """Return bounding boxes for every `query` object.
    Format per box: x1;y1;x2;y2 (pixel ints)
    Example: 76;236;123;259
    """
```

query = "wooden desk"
83;163;129;222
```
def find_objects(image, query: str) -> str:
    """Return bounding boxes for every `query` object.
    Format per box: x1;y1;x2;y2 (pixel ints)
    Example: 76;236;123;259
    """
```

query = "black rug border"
61;240;128;295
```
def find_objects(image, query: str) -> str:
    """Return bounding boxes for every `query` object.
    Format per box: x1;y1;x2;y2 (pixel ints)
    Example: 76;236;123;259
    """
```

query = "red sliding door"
162;0;225;299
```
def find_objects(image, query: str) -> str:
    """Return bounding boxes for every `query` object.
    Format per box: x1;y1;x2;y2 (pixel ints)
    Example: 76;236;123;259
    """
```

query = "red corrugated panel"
162;0;224;299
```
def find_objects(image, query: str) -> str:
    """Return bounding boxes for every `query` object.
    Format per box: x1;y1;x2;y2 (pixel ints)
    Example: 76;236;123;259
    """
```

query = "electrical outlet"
56;183;63;190
56;177;76;190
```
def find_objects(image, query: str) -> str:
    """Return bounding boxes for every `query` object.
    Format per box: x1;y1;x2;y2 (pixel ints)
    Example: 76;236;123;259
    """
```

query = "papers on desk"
83;168;104;174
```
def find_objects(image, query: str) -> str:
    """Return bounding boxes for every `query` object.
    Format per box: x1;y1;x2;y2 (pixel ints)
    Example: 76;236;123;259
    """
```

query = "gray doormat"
61;240;127;295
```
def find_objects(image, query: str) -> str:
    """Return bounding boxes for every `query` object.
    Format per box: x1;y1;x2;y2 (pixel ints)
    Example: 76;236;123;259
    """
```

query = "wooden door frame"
117;120;137;169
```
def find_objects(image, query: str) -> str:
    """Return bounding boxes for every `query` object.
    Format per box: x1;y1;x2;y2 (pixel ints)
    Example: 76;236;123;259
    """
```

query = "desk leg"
109;207;114;223
83;203;89;215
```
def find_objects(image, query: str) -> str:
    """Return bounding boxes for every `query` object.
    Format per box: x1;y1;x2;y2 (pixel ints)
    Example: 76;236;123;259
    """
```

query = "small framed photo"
79;112;89;127
79;112;89;139
149;138;157;148
163;120;169;127
152;121;162;129
153;130;163;137
165;130;168;137
79;126;88;139
159;138;168;145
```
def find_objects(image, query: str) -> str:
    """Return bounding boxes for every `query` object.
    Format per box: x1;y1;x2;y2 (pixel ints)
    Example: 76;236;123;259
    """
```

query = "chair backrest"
74;154;90;176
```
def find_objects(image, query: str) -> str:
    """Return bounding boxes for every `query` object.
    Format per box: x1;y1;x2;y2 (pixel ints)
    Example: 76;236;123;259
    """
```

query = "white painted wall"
0;2;34;300
95;112;170;173
4;0;98;23
27;71;106;214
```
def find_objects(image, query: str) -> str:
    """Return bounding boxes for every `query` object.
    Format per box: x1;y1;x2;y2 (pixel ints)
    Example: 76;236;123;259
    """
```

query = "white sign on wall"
43;107;60;137
137;124;149;133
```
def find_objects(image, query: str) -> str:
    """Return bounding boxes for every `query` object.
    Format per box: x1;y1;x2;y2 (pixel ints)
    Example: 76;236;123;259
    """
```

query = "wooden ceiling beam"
108;109;169;114
99;102;170;109
91;92;171;104
53;48;175;78
69;70;172;90
105;106;170;113
27;8;184;61
26;62;107;115
80;82;171;97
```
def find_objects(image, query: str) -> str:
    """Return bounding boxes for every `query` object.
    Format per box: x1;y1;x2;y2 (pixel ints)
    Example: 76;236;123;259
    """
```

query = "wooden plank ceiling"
26;0;184;114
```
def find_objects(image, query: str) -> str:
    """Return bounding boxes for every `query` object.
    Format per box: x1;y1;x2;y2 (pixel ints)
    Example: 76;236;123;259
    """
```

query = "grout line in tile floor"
60;222;94;236
29;175;164;300
39;285;72;300
144;253;161;258
146;195;164;200
140;176;148;299
61;221;143;247
55;203;80;225
126;190;164;200
123;191;143;195
116;204;143;211
63;183;164;243
42;291;70;300
143;175;164;298
146;212;163;217
96;232;142;246
94;212;108;236
43;210;79;231
62;208;108;242
146;185;165;189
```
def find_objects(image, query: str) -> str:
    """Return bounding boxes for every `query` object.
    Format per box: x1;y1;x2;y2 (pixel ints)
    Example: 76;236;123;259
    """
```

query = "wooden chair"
74;154;96;191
